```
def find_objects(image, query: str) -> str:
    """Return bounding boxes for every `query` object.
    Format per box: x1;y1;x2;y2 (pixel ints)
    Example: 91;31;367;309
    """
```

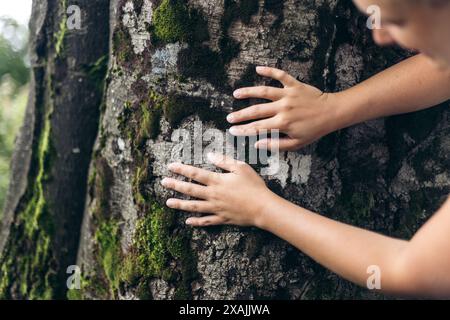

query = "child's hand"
228;66;340;151
161;153;276;228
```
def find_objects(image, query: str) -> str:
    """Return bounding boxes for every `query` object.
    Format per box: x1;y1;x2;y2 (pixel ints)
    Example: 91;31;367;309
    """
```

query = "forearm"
333;54;450;129
257;193;409;294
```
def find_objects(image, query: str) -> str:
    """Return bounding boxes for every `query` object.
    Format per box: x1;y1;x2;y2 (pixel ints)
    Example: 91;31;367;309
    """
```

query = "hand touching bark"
161;153;276;227
228;66;341;151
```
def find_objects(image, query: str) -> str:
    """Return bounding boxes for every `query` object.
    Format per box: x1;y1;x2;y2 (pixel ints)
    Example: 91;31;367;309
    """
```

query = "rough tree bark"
1;0;450;300
0;0;110;299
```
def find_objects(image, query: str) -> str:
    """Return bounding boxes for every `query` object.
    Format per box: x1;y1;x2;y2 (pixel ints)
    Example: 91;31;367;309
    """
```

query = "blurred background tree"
0;16;29;215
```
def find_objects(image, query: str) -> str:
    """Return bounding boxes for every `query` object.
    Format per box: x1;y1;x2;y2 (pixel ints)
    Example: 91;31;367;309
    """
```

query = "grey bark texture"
1;0;450;300
0;0;109;299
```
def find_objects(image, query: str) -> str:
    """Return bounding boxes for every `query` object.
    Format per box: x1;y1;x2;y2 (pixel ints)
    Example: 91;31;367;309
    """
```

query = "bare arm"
163;55;450;298
258;192;450;299
163;154;450;299
227;54;450;150
334;53;450;129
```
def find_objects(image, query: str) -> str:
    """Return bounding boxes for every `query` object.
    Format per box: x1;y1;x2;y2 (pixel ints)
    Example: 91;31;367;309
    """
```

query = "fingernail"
227;114;234;123
233;90;241;98
161;178;168;186
185;218;193;225
166;198;176;207
256;66;266;72
229;127;239;135
168;163;178;170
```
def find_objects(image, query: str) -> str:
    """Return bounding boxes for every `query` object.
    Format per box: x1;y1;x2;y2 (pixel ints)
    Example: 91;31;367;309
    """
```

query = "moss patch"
95;220;122;293
89;188;197;299
91;90;203;299
151;0;209;45
118;90;165;148
113;28;134;67
83;55;109;93
152;0;190;43
0;93;56;299
55;0;68;57
119;202;197;299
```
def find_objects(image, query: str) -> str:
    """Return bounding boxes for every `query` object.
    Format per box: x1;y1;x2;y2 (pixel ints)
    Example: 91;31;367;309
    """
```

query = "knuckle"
260;87;269;97
190;202;199;211
285;103;294;112
287;87;299;96
279;99;290;111
202;219;212;226
253;104;263;115
184;184;193;194
277;115;289;129
210;203;220;212
208;189;217;200
212;186;223;198
209;173;219;184
190;171;198;180
239;126;249;134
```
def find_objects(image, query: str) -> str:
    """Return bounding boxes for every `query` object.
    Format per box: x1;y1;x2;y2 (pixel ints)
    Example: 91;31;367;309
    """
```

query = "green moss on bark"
95;220;122;294
152;0;190;43
84;55;109;93
113;28;134;67
118;90;165;147
0;103;56;299
88;88;202;299
118;202;197;299
55;0;68;57
151;0;209;45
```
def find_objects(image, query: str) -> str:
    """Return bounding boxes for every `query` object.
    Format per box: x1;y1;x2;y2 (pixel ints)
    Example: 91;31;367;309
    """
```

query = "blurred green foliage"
0;17;29;215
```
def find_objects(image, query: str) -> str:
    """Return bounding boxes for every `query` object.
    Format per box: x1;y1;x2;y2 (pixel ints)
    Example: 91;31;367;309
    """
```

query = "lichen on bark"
0;0;110;299
3;0;449;301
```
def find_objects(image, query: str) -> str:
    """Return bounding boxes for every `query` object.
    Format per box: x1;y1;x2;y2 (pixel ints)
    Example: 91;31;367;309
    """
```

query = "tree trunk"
0;0;110;299
2;0;450;300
